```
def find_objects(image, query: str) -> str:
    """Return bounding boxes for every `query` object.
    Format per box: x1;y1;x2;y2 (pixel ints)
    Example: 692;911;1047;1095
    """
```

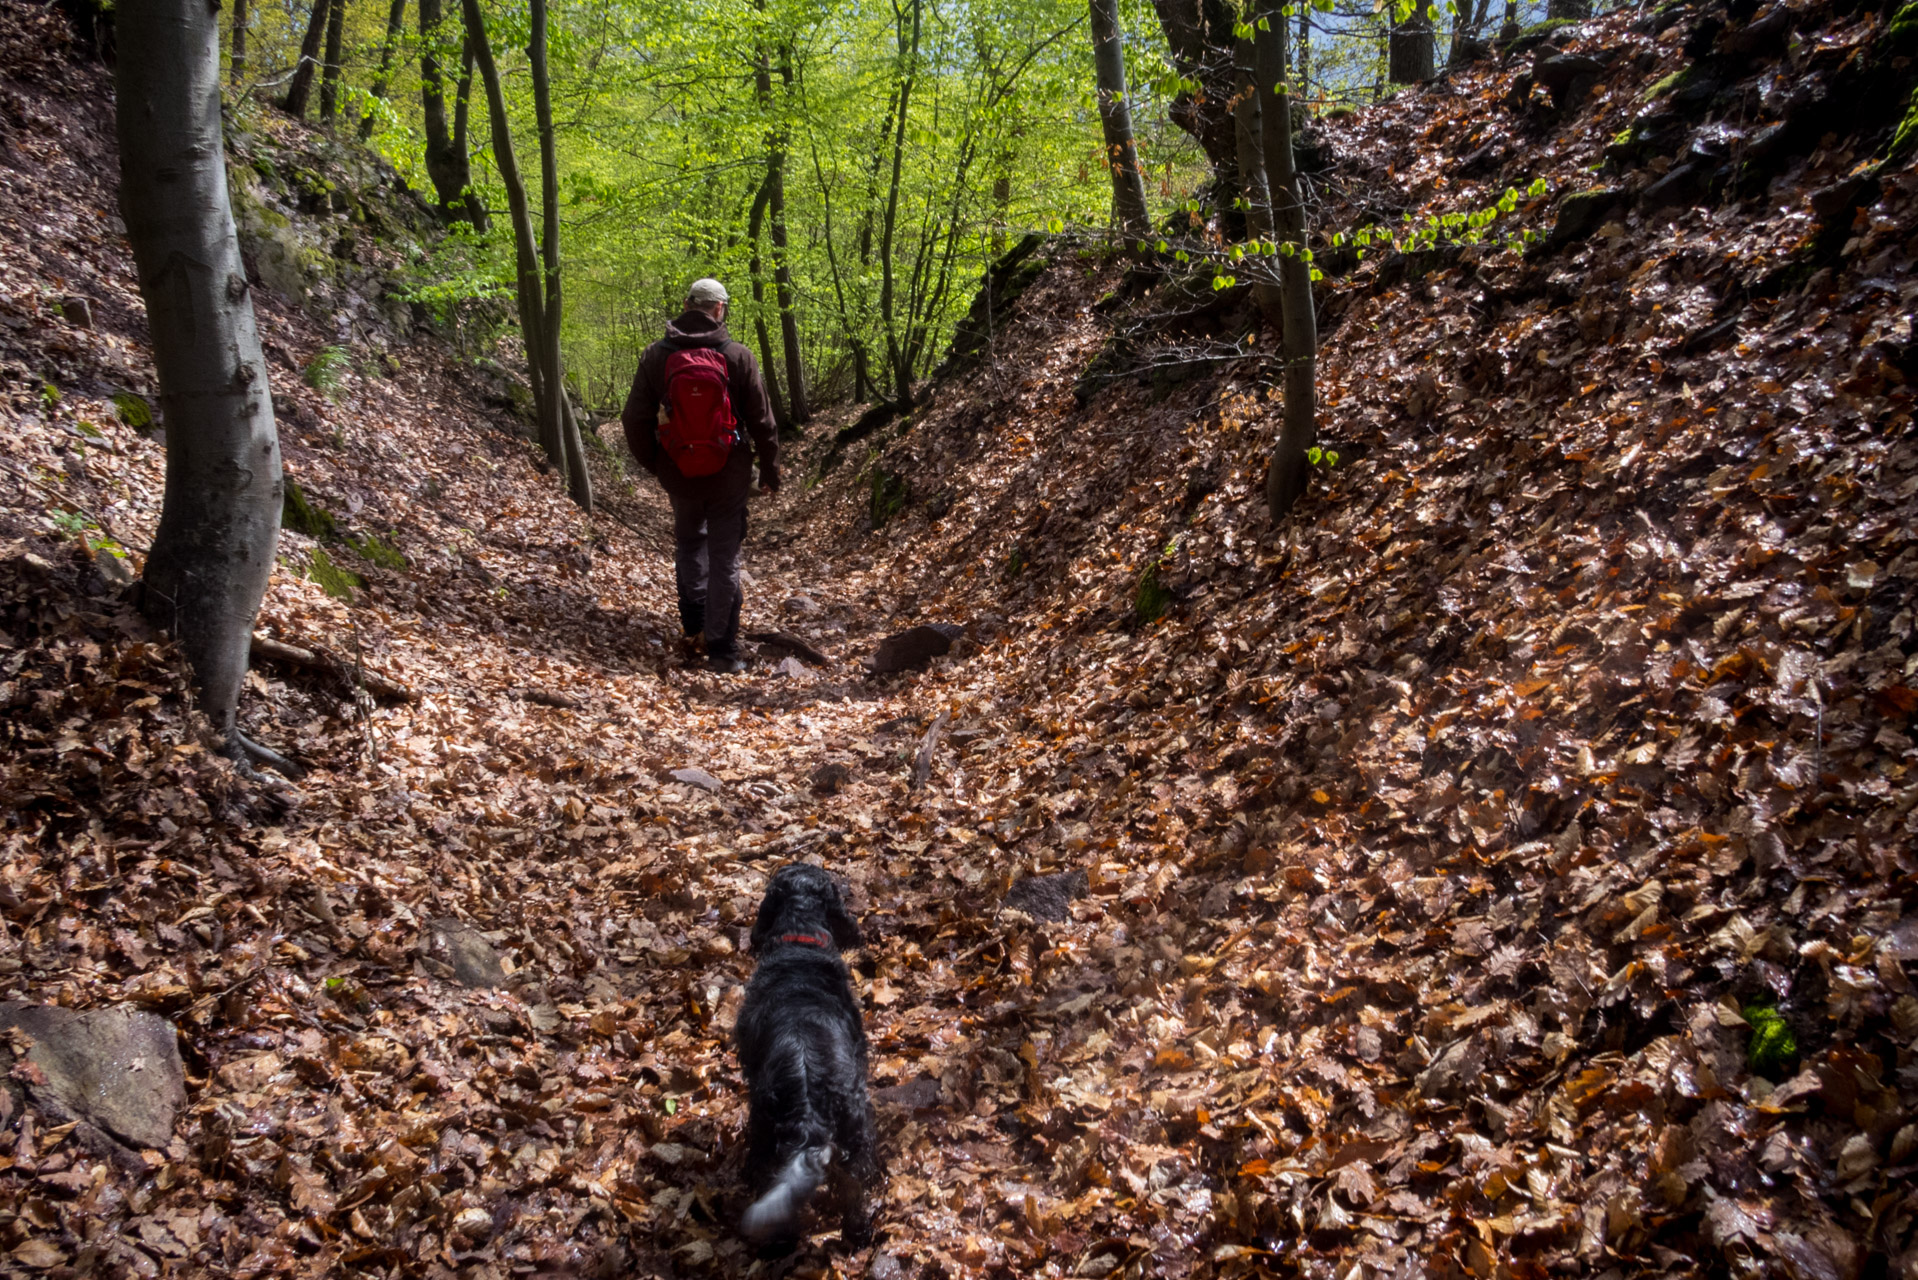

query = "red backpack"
657;347;740;477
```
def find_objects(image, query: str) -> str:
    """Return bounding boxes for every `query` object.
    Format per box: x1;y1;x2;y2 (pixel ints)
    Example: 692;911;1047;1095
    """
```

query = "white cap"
688;278;729;305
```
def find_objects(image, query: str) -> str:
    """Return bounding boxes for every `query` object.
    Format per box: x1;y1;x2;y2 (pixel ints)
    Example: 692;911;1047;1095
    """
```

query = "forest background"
231;0;1555;424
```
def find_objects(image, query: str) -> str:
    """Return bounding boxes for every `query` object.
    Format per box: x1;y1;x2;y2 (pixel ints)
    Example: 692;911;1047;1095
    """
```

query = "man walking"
621;278;779;673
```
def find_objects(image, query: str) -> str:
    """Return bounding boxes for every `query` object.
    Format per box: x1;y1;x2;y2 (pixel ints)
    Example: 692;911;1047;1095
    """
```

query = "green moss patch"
348;532;407;570
870;468;909;530
282;480;339;541
306;547;363;600
111;391;153;433
1743;1004;1798;1075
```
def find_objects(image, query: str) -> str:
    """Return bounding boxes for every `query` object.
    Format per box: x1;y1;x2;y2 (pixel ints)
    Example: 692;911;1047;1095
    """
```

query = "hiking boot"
680;631;706;664
707;653;747;675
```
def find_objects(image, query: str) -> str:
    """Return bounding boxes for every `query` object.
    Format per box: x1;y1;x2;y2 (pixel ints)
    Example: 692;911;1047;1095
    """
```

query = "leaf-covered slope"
0;1;1916;1279
786;0;1918;1273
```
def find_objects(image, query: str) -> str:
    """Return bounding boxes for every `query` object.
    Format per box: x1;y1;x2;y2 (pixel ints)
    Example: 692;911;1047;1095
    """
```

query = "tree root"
232;730;307;781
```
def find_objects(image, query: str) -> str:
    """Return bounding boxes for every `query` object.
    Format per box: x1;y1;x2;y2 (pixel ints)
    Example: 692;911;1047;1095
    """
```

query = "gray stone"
0;1003;186;1149
872;623;965;674
670;766;723;792
1003;869;1089;923
426;919;508;988
59;296;93;329
784;594;822;616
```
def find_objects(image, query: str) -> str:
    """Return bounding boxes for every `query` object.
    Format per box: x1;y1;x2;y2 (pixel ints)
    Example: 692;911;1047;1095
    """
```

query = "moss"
348;532;407;570
1890;86;1918;160
1743;1005;1798;1075
306;547;363;600
1644;67;1694;99
111;391;153;433
1134;560;1172;625
1888;0;1918;53
282;480;339;541
869;468;909;529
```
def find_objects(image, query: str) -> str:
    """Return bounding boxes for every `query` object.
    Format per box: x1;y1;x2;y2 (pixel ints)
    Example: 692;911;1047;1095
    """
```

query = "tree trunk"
229;0;248;85
1088;0;1151;242
452;38;486;229
421;0;486;229
769;50;808;425
1499;0;1520;41
359;0;407;141
1297;3;1310;95
879;0;920;409
1449;0;1492;65
116;0;283;764
1150;0;1239;222
747;175;792;431
1255;3;1316;520
318;0;347;123
529;0;589;510
1389;1;1436;83
1233;29;1280;327
282;0;330;117
462;0;555;468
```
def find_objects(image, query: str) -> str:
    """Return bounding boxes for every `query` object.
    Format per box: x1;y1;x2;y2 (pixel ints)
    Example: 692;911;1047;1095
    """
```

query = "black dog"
734;863;878;1245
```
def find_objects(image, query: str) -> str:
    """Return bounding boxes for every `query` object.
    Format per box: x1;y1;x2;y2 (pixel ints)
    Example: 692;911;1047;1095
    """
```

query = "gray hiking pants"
669;490;747;657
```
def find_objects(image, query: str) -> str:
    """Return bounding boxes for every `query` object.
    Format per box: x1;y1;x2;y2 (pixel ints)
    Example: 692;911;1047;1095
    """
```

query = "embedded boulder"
0;1002;187;1150
872;623;965;674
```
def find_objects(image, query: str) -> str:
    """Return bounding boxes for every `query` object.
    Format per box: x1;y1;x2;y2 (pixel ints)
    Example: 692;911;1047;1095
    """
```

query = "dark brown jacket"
621;311;778;500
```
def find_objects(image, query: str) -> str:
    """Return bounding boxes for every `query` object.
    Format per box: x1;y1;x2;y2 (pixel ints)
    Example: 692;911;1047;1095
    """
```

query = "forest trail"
4;1;1918;1278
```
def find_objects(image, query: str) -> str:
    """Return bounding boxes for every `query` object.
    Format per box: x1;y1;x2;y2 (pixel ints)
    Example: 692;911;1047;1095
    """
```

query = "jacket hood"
663;311;733;350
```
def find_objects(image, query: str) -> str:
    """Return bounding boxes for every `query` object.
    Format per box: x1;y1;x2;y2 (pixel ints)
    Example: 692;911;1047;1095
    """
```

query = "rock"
784;594;821;616
874;1076;942;1111
1540;187;1624;251
58;296;92;329
1533;52;1605;109
1641;162;1708;212
670;766;723;792
1003;869;1090;923
872;623;965;674
812;762;853;795
0;1003;187;1149
777;656;805;678
426;919;508;987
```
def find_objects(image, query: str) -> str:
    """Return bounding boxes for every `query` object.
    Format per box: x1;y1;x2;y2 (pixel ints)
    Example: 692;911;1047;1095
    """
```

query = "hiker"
621;278;779;674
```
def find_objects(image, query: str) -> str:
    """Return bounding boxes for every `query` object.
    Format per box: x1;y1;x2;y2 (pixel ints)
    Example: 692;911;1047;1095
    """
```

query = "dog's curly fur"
734;864;878;1246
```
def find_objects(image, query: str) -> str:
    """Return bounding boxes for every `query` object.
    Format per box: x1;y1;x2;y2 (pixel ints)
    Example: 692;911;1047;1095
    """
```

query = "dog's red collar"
780;933;830;947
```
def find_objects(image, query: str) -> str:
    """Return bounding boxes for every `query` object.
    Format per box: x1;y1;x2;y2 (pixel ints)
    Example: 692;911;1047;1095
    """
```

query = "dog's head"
751;863;861;953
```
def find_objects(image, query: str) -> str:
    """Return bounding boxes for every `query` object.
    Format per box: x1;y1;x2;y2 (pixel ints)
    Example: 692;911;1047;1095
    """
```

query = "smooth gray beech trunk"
1255;3;1317;519
1233;30;1280;327
1089;0;1152;241
768;56;809;426
116;0;283;761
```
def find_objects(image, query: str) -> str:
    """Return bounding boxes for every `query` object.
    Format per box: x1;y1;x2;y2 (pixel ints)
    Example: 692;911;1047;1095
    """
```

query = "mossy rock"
347;532;406;570
1501;16;1580;54
111;391;154;434
1134;561;1172;624
869;468;909;530
1887;0;1918;54
282;480;339;541
306;547;363;600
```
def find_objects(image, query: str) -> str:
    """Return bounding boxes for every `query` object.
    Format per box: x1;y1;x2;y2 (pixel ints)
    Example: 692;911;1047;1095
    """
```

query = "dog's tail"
742;1142;830;1242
